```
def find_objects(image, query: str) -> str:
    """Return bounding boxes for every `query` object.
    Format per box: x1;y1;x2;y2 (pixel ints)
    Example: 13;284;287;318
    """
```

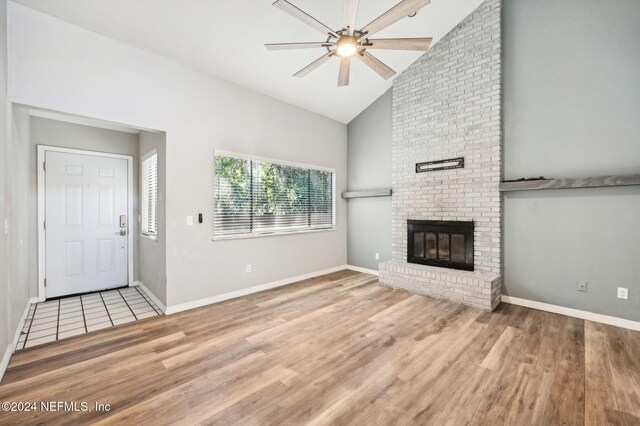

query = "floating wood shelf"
499;174;640;192
341;189;392;199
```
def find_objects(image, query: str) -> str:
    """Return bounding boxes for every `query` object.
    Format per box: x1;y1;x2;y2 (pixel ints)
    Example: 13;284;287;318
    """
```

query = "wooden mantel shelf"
341;189;392;199
499;174;640;192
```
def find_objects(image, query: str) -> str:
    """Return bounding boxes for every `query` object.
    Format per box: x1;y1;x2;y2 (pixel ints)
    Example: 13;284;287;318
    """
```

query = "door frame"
37;145;134;301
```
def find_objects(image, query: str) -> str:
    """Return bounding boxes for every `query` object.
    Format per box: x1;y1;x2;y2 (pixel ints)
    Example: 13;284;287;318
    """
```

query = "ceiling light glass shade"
336;36;358;57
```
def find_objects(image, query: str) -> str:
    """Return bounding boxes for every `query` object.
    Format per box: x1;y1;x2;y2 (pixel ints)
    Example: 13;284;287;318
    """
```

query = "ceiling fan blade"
365;37;432;51
356;51;396;80
343;0;360;36
338;57;351;87
361;0;430;37
273;0;338;38
265;42;333;50
294;52;334;78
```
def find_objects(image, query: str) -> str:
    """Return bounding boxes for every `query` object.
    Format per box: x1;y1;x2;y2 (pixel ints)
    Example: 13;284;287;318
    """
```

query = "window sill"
140;234;158;242
212;227;336;241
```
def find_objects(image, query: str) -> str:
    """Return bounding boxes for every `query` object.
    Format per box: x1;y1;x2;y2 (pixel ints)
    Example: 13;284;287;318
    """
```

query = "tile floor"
17;286;162;350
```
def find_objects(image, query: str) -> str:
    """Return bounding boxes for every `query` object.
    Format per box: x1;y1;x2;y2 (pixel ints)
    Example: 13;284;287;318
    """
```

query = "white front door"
45;151;129;298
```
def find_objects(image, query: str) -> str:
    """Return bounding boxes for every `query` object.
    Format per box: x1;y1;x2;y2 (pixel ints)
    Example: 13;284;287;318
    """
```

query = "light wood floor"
1;270;639;425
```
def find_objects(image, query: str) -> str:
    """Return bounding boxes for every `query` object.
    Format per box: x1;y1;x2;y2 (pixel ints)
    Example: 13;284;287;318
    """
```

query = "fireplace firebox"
407;220;474;271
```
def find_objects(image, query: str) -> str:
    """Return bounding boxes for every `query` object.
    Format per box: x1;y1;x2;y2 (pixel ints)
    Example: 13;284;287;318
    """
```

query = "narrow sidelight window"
141;150;158;238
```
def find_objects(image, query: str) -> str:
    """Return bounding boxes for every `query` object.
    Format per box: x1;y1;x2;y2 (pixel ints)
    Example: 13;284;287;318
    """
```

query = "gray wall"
28;116;141;296
346;90;392;271
0;0;12;379
138;131;167;306
503;0;640;321
4;105;30;369
346;0;640;322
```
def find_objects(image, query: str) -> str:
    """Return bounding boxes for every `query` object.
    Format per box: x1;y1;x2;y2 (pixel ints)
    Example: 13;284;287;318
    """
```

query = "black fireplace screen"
407;220;474;271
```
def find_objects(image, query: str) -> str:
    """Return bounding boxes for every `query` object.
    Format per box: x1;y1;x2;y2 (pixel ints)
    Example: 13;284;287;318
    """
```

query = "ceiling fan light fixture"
336;35;358;57
267;0;433;86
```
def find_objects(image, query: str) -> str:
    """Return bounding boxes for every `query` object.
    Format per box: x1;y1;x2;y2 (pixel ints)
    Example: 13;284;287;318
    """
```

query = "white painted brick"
380;0;502;311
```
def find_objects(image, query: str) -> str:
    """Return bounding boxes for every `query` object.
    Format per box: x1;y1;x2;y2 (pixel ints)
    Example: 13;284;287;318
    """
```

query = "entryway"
11;105;168;329
17;286;161;350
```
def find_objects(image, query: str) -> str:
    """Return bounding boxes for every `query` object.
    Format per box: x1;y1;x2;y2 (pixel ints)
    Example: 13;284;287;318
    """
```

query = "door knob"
120;230;127;236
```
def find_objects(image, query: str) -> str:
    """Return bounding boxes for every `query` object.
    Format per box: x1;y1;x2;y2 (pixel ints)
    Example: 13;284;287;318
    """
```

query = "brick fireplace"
379;0;502;311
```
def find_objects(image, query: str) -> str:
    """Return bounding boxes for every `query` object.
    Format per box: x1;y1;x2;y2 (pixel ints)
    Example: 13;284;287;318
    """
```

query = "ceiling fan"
266;0;432;87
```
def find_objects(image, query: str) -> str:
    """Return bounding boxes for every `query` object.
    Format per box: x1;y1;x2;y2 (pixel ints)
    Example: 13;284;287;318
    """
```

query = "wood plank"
499;174;640;192
0;272;638;424
479;325;519;371
585;321;640;424
341;188;392;199
585;321;620;425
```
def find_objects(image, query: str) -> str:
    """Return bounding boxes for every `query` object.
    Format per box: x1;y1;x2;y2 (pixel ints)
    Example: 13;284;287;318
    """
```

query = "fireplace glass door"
407;220;474;271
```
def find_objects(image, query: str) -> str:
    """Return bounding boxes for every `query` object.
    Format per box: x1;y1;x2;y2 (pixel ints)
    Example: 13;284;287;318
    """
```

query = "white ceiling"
14;0;483;123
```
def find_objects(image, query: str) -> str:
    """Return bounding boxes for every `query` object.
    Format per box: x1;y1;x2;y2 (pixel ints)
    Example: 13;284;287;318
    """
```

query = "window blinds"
141;152;158;236
214;155;334;237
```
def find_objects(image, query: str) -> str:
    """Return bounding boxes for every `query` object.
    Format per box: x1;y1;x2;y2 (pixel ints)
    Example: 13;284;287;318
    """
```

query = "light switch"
186;215;194;226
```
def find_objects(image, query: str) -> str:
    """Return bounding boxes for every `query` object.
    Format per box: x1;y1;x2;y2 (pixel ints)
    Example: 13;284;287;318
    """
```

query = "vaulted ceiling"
14;0;483;123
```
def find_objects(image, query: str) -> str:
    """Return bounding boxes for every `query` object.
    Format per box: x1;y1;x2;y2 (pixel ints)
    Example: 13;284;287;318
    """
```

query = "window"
141;150;158;238
214;152;335;238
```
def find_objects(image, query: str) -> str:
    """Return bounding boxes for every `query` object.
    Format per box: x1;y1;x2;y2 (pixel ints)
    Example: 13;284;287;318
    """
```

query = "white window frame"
213;150;336;241
141;149;158;241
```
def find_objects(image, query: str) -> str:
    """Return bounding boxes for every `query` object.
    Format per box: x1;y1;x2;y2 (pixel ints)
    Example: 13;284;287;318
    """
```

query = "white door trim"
37;145;134;301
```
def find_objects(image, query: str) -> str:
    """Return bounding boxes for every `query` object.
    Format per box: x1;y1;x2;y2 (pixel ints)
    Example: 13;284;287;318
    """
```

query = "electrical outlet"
375;253;380;260
617;287;629;300
186;215;193;226
576;281;587;292
245;264;252;273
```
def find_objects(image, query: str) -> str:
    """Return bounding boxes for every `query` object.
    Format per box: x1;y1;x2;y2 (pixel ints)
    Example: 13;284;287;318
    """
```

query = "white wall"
138;130;167;306
7;3;347;308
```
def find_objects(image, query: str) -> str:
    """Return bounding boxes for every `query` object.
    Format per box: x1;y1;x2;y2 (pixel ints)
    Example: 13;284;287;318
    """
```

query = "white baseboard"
0;297;35;383
0;346;12;384
12;299;34;347
501;295;640;332
345;264;379;276
131;281;166;313
165;265;349;315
